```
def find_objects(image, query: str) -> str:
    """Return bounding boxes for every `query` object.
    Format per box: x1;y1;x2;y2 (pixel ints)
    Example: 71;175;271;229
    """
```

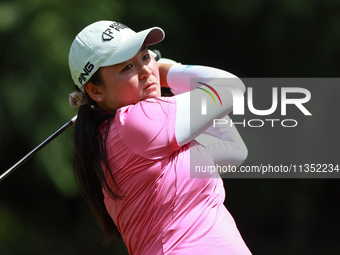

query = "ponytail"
74;101;122;243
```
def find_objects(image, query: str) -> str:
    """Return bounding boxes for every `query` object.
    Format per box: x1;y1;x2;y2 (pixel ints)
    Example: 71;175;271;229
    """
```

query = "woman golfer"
68;20;251;255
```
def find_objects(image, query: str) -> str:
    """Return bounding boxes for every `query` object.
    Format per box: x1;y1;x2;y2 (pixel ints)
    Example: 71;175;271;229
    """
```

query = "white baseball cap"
69;20;165;92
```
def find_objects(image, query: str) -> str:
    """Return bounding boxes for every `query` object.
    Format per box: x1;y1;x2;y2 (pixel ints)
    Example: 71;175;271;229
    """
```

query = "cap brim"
101;27;164;67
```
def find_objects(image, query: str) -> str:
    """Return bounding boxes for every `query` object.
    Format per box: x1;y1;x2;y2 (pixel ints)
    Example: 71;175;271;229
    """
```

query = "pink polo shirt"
102;97;251;255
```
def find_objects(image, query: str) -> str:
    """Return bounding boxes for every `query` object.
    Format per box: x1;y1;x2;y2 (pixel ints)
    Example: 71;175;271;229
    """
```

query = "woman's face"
93;46;161;111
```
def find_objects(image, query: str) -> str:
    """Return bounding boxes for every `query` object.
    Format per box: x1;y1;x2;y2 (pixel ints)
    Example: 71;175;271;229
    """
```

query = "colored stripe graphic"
197;82;223;106
197;87;217;105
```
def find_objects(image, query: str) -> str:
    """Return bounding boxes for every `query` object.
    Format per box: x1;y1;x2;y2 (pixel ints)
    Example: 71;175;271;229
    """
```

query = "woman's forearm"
158;62;173;88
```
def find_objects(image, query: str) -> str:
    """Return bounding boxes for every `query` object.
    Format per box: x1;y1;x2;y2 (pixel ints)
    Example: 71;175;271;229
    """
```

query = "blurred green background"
1;0;340;254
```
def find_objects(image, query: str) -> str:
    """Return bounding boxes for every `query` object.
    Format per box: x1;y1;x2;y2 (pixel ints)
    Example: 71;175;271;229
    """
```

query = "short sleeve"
115;97;180;159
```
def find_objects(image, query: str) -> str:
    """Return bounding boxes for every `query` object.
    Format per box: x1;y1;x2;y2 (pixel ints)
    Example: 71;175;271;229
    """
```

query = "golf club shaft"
0;115;77;182
0;50;162;183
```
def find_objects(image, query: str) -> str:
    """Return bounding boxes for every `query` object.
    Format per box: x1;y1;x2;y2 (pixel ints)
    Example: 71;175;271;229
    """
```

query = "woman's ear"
85;82;104;103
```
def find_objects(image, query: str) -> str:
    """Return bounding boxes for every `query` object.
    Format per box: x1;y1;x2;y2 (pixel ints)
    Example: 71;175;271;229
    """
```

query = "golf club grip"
0;115;77;182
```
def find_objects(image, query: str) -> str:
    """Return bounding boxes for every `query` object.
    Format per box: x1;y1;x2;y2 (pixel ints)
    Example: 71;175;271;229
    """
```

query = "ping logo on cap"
102;22;129;41
78;61;94;85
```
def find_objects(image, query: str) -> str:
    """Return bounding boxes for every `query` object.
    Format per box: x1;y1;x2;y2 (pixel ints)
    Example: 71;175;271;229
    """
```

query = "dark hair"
73;69;122;243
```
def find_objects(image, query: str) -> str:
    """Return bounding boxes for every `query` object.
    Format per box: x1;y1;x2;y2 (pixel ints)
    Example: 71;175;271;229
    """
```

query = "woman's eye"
122;64;133;72
143;53;150;61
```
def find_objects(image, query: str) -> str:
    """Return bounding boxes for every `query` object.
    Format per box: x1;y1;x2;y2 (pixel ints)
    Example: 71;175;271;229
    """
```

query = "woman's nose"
139;63;152;79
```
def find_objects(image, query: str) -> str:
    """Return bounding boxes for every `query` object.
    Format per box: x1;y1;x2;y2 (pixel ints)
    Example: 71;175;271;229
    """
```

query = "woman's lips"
144;82;156;90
